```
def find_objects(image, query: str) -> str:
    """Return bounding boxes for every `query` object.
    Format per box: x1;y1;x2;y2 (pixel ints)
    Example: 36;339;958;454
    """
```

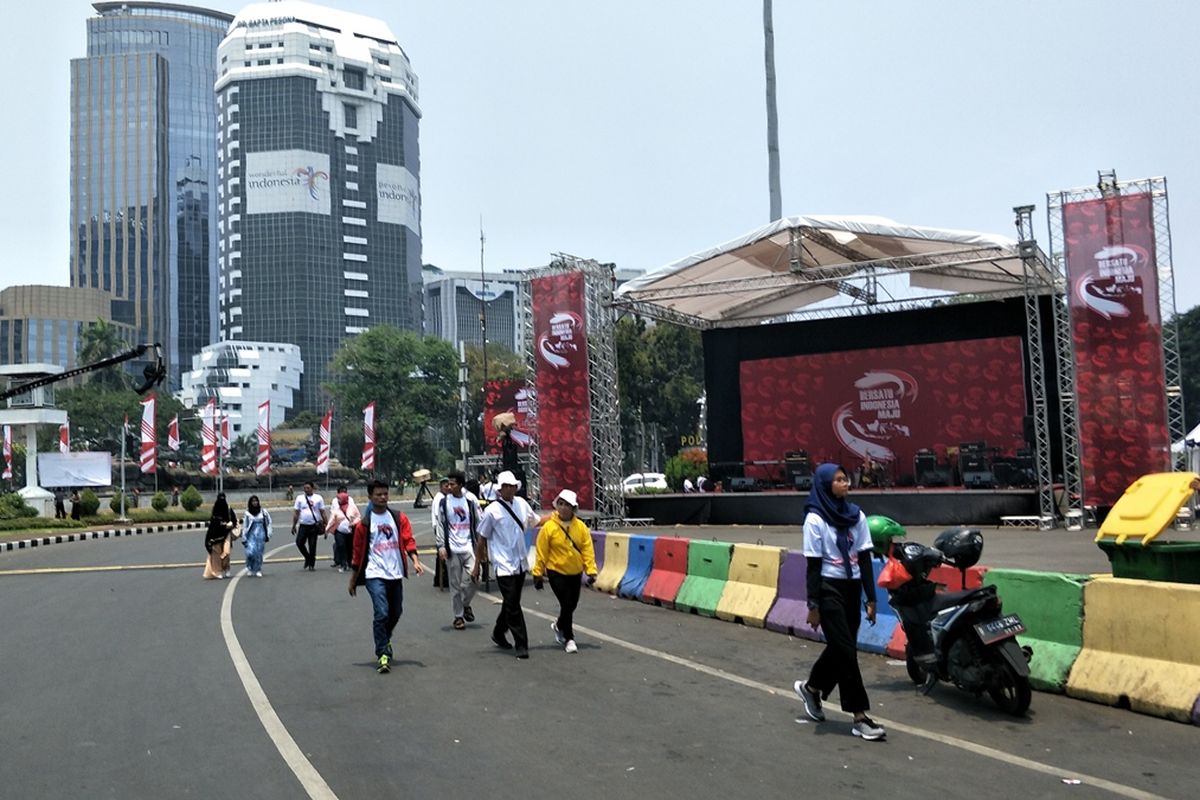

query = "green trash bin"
1096;540;1200;584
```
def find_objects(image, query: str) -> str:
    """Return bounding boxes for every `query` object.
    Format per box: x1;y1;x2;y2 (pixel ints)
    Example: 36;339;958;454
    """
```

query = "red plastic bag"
878;556;912;590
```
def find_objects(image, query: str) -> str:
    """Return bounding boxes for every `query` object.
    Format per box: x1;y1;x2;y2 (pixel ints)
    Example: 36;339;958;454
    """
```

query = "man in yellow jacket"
532;489;598;654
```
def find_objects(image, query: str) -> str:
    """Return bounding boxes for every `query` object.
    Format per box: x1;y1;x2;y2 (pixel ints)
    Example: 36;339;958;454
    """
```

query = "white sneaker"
564;640;578;654
255;571;263;577
551;621;566;646
216;574;224;580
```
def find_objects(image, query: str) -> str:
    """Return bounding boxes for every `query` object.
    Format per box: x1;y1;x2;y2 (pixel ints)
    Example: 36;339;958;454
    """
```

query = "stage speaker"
793;474;813;491
727;477;758;493
913;450;938;485
962;469;995;489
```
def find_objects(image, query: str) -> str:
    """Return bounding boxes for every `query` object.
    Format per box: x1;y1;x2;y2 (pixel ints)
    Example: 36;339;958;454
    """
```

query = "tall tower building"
70;2;231;389
215;1;422;413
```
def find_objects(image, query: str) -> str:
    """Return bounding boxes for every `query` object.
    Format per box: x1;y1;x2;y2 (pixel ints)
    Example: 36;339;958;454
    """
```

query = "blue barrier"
618;534;655;600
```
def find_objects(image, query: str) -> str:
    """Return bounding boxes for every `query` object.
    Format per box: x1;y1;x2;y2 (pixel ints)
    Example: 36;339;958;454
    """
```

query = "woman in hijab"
325;484;362;573
242;495;271;578
202;493;239;580
792;463;886;742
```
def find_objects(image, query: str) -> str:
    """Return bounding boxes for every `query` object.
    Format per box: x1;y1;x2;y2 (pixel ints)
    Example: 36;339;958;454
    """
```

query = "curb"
0;521;206;553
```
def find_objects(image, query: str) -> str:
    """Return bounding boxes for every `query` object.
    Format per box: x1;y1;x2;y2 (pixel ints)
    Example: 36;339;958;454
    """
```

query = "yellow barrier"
594;532;630;594
1066;577;1200;723
714;544;784;627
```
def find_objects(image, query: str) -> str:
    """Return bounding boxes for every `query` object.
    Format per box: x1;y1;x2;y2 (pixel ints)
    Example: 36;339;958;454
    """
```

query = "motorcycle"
886;528;1034;716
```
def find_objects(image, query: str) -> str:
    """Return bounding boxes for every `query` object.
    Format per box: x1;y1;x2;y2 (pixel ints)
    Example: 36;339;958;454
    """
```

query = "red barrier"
641;536;690;608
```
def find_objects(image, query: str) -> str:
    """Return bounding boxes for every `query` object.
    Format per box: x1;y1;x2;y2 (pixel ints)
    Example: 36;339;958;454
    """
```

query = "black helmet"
896;541;944;579
933;528;983;569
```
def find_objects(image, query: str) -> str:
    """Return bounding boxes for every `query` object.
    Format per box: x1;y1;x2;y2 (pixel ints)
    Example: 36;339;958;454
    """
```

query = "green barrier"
983;568;1090;693
674;540;733;617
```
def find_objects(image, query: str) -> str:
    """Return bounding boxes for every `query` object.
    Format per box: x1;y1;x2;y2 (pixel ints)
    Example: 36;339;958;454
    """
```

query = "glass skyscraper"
70;2;232;388
215;1;422;413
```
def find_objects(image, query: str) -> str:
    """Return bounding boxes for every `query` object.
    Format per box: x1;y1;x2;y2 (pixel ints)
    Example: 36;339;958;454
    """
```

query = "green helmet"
866;515;906;553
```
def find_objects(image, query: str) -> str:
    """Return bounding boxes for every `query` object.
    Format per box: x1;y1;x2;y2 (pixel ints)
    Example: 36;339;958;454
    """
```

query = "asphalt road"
0;508;1195;799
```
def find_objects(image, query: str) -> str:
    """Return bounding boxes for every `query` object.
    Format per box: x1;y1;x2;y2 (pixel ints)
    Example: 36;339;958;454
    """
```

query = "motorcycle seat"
929;585;995;613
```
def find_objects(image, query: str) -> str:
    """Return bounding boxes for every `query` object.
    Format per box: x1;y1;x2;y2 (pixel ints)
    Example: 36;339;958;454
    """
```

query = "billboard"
739;336;1027;482
245;150;330;215
376;163;420;233
37;452;113;488
1062;192;1169;506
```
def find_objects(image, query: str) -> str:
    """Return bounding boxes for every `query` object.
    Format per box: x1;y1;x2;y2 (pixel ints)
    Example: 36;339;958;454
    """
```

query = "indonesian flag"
200;399;218;476
2;425;11;480
139;394;157;474
221;415;231;457
361;401;376;470
167;415;180;451
59;422;70;454
316;407;332;475
256;400;271;476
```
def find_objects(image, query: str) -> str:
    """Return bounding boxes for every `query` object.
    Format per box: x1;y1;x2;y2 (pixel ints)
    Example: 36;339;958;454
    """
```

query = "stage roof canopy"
614;215;1056;328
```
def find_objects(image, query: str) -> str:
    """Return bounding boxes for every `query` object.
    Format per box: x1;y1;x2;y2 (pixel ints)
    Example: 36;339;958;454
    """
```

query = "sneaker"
514;647;530;659
794;680;825;722
216;574;224;580
453;617;466;630
551;621;566;646
491;632;513;650
564;639;578;654
463;606;475;623
851;716;886;741
377;654;390;674
255;571;263;578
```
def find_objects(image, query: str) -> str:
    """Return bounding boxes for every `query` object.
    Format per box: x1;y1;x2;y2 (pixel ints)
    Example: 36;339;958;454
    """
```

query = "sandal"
453;617;466;630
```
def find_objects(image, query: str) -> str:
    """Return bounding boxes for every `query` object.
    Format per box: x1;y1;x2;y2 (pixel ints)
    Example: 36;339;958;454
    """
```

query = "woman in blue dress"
242;495;272;577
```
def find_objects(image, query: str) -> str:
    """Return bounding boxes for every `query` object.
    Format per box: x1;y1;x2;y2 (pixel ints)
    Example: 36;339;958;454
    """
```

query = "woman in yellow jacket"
532;489;598;654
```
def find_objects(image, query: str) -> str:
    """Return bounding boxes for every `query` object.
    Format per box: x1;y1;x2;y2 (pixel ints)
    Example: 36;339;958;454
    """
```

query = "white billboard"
376;163;420;233
246;150;331;215
37;452;113;488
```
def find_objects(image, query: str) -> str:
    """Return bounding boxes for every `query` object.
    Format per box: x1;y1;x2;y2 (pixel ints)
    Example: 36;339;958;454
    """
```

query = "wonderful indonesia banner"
1063;192;1169;506
739;337;1027;482
531;271;594;509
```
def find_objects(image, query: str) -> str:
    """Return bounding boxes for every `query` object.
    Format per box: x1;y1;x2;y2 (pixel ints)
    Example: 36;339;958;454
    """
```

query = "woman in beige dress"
203;493;239;579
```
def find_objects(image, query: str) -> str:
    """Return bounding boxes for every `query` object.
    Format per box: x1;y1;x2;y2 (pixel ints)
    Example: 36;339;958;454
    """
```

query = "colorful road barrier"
594;532;630;594
715;544;784;627
764;550;820;640
983;569;1088;693
641;536;689;608
674;540;732;617
618;534;655;600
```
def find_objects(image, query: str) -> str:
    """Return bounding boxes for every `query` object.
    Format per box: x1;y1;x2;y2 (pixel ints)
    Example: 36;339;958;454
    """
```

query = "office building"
422;266;522;355
179;341;303;435
215;1;422;413
0;285;136;371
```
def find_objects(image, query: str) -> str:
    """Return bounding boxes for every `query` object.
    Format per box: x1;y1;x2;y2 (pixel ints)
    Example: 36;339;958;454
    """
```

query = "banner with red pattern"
532;271;594;509
739;337;1027;482
1063;192;1169;506
483;379;534;455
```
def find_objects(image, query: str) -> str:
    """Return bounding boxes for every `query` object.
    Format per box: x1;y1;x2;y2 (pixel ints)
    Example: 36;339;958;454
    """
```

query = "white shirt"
478;495;539;577
802;511;872;580
442;494;475;553
430;490;445;528
294;493;325;525
365;510;406;580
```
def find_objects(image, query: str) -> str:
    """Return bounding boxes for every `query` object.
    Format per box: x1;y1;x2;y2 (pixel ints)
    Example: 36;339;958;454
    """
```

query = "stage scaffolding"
518;256;625;522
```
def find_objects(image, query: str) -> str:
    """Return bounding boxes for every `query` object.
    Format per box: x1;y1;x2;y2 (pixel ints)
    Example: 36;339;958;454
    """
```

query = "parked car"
622;472;669;493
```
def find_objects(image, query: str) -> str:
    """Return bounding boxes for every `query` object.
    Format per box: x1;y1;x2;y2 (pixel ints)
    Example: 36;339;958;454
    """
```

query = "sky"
4;1;1200;309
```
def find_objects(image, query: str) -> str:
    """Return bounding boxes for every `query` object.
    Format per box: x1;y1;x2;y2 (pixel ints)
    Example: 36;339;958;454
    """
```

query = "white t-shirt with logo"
478;496;539;577
365;510;406;580
294;493;325;526
444;494;474;554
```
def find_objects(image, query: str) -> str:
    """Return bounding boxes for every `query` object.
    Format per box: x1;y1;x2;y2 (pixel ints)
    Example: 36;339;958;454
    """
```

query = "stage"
623;487;1038;527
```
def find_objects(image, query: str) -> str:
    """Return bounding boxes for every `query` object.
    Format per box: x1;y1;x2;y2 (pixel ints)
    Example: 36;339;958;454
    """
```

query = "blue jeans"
365;578;404;658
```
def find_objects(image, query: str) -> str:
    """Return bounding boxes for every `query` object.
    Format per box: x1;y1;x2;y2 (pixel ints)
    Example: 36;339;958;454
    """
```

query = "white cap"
555;489;579;507
496;470;521;488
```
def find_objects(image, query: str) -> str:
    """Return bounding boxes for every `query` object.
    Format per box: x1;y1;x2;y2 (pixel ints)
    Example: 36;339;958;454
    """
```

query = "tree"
53;386;196;462
325;326;458;479
1176;305;1200;432
77;320;130;390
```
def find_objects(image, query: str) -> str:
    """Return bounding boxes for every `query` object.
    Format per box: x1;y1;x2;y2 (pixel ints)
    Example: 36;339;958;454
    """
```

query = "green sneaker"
377;654;390;674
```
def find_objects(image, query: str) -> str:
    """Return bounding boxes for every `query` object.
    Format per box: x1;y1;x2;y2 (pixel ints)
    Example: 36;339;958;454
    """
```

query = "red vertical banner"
2;425;11;480
532;271;594;509
317;407;333;475
139;394;157;474
256;400;271;477
1063;192;1169;506
201;400;218;476
483;379;534;455
361;401;376;471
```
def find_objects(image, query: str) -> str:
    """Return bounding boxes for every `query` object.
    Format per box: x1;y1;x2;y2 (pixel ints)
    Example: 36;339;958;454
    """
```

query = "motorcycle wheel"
905;649;927;685
988;660;1032;716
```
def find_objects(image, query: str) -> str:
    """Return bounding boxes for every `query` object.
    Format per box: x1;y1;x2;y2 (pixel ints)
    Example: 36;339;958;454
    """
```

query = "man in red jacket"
348;479;425;673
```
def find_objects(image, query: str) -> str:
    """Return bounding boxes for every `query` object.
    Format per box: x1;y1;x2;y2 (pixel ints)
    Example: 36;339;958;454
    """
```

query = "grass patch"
0;508;207;541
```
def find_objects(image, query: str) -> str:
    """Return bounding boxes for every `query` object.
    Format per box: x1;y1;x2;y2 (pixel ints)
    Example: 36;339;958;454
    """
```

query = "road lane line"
221;546;339;800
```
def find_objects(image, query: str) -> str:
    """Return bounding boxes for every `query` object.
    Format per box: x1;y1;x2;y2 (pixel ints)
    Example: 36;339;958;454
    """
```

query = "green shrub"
109;492;126;514
78;489;101;516
151;491;169;512
0;517;85;533
0;493;38;519
664;449;708;491
180;485;203;512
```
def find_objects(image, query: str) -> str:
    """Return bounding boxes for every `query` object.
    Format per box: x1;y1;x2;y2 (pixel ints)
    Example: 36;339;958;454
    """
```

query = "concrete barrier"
641;536;689;608
594;532;630;594
983;569;1088;693
674;540;732;617
1067;577;1200;723
618;535;656;600
590;531;606;578
857;560;900;654
765;550;821;640
715;544;784;627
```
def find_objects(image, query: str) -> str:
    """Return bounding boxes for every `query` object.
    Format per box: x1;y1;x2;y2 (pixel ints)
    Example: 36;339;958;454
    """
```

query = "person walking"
531;489;597;654
70;490;82;521
430;476;452;589
326;484;361;572
434;470;481;630
347;479;425;674
793;463;885;741
242;495;272;577
470;470;541;659
291;481;328;571
202;493;239;580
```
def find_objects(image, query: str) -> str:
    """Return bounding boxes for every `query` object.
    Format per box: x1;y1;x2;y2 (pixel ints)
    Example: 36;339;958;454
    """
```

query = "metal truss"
1151;180;1187;467
1045;191;1084;520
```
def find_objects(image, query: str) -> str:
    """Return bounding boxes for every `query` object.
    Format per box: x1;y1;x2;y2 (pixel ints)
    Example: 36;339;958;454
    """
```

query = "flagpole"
119;419;128;522
217;405;224;495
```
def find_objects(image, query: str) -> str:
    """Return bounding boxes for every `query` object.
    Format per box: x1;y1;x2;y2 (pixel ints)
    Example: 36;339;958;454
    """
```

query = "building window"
257;59;270;66
344;103;357;129
343;67;365;90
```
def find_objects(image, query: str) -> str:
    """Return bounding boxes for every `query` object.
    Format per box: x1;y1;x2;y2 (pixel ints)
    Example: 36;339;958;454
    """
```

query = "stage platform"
623;487;1038;527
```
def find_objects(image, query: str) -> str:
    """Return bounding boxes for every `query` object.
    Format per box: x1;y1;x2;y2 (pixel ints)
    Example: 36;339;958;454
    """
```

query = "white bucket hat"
555;489;579;508
496;470;521;489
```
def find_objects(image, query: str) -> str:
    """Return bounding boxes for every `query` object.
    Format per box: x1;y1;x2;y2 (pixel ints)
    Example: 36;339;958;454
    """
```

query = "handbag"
878;556;913;590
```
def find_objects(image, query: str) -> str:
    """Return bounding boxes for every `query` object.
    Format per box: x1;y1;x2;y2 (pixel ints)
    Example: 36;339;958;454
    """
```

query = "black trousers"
548;570;583;642
808;578;870;713
295;523;321;568
494;572;529;649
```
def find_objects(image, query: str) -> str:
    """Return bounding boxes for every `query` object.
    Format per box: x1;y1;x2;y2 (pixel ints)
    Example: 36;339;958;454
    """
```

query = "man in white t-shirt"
435;470;482;630
429;476;452;589
348;479;425;674
471;470;541;659
291;481;328;571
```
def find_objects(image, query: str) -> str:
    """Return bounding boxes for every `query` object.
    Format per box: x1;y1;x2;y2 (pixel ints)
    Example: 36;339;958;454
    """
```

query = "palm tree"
78;319;130;389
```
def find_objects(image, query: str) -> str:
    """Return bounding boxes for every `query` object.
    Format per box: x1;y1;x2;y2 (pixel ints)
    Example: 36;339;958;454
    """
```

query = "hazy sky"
5;1;1200;309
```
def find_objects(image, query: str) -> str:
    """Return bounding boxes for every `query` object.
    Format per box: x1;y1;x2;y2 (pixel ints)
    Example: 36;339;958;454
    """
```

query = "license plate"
974;614;1026;645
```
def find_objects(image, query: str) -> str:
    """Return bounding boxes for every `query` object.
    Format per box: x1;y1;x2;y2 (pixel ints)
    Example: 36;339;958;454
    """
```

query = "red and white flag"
200;399;218;476
139;394;157;474
167;415;180;452
256;400;271;476
361;401;376;471
59;422;70;454
221;414;231;457
316;407;332;475
2;425;11;480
